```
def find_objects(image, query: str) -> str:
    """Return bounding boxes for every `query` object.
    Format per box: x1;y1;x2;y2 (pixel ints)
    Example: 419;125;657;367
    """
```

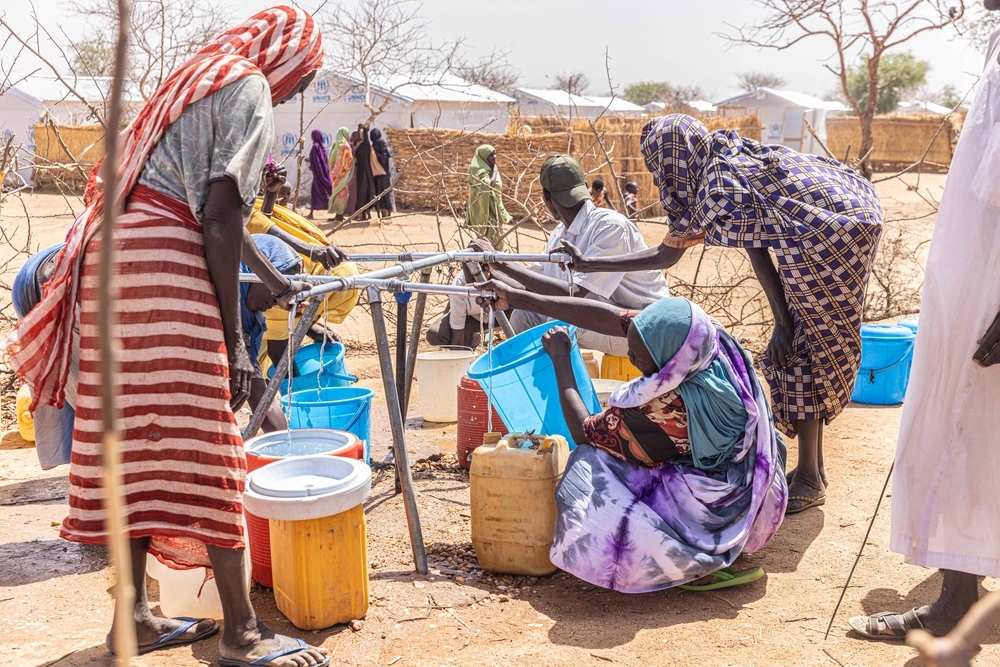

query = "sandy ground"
5;173;996;667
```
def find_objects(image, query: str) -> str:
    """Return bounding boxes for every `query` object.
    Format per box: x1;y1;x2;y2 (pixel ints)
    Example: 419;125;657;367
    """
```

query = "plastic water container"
457;376;508;469
580;350;601;379
282;387;374;463
244;429;363;588
243;455;371;630
592;378;624;408
898;318;918;334
851;324;916;405
16;385;34;442
272;341;357;394
145;541;251;620
415;348;476;422
601;354;643;382
467;322;600;443
471;433;569;576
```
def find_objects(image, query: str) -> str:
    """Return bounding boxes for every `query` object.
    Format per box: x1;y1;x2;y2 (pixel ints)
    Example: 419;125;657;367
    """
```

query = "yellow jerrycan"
470;433;569;576
16;385;35;442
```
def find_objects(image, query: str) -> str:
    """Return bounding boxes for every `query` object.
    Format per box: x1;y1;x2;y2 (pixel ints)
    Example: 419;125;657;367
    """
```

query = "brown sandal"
785;493;826;514
849;609;925;641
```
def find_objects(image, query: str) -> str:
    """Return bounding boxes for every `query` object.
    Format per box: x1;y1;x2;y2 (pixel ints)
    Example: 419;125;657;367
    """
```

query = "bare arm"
542;328;591;445
746;247;795;367
477;278;625;338
202;178;253;407
559;240;689;272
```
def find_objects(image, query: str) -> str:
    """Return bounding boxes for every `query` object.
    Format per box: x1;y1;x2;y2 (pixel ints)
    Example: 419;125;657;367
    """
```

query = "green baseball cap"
540;154;591;208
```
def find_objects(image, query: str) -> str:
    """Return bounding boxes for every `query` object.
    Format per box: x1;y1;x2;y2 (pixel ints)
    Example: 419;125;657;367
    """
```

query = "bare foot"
107;615;217;654
219;622;328;666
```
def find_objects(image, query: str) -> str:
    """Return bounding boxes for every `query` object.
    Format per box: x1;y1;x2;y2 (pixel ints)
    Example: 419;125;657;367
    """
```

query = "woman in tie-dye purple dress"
480;281;787;594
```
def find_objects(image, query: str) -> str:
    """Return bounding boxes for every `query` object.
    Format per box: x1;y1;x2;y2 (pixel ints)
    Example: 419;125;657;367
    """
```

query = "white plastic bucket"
415;348;476;422
592;378;624;408
146;547;251;620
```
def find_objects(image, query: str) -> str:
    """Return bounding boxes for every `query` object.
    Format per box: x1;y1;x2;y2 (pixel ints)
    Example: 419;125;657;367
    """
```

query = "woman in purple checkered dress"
560;114;883;514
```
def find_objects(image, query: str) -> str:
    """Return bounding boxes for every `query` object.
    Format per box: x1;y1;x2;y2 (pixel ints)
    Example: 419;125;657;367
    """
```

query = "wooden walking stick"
99;0;136;662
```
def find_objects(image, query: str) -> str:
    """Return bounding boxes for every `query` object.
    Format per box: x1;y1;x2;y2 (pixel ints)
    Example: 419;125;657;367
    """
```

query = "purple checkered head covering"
640;114;713;226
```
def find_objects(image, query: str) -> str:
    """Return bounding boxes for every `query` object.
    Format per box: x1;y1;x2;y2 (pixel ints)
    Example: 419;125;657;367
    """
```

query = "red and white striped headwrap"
3;6;323;410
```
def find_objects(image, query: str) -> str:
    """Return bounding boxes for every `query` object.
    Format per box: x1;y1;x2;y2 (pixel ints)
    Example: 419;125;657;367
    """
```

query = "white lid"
243;455;371;520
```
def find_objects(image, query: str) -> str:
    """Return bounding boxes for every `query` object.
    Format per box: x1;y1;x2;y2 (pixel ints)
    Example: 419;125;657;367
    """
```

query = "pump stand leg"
403;268;432;418
368;287;428;575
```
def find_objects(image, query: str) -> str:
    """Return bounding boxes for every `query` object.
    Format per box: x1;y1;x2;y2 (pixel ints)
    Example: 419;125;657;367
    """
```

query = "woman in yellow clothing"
248;167;360;366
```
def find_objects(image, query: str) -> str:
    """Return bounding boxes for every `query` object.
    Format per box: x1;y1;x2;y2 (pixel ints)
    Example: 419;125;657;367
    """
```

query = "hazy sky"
2;0;990;102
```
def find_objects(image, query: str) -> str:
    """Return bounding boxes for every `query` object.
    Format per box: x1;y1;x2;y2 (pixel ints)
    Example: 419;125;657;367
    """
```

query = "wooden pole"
100;0;136;663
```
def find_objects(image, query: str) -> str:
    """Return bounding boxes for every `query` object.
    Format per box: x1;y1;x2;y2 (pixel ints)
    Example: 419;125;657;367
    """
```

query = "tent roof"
585;96;646;113
688;100;718;112
515;88;598;108
716;87;846;111
9;74;140;103
898;100;952;115
329;71;514;105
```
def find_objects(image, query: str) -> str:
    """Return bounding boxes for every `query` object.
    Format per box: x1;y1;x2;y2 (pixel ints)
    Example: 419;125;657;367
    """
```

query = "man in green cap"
469;155;669;355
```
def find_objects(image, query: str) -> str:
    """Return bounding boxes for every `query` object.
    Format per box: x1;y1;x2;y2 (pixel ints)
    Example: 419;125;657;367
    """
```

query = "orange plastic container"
244;430;362;588
269;504;369;630
243;455;371;630
16;385;35;442
600;354;643;382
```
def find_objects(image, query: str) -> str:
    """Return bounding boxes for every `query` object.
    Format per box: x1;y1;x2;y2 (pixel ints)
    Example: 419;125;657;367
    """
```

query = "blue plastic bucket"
467;321;600;444
281;387;374;463
270;341;357;394
851;324;916;405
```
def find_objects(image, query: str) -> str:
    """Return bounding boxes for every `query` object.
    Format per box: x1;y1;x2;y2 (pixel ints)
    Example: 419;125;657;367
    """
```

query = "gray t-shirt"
138;75;274;222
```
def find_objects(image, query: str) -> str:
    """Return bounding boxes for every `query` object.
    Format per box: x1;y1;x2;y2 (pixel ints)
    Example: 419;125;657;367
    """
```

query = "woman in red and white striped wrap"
2;7;331;665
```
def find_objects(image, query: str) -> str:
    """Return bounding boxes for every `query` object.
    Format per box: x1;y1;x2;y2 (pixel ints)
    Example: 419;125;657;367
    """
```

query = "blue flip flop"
219;638;330;667
137;617;219;655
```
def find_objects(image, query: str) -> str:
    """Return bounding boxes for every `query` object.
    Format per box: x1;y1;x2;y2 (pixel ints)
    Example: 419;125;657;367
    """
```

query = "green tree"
71;35;115;78
624;81;705;111
846;52;929;114
624;81;672;106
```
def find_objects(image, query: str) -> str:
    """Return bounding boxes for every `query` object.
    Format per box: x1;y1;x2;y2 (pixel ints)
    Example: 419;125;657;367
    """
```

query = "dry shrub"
864;225;927;321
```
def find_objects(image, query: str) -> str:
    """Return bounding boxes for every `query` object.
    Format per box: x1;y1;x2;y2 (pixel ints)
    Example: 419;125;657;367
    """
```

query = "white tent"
714;88;847;155
272;71;515;187
514;89;645;120
898;100;952;115
0;75;140;186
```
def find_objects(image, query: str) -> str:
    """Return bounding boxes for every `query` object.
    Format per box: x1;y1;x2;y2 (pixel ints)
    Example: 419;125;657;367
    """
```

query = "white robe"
890;30;1000;577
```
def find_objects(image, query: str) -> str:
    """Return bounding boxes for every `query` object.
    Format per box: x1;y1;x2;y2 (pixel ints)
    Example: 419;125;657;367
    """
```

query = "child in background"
624;181;639;219
590;178;614;210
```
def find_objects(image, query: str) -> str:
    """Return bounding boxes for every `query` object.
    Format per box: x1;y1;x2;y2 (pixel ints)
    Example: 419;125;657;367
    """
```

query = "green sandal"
678;567;765;591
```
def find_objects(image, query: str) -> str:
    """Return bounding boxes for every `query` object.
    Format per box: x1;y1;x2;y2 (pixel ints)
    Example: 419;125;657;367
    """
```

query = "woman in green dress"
466;144;512;247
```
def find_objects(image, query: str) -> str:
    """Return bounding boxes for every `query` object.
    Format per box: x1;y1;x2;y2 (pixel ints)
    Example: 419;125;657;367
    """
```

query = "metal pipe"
241;297;324;439
297;252;454;300
368;287;428;574
347;251;571;264
403;268;431;418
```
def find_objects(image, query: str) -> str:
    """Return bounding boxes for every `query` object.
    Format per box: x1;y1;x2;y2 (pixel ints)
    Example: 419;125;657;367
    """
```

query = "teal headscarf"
630;298;747;471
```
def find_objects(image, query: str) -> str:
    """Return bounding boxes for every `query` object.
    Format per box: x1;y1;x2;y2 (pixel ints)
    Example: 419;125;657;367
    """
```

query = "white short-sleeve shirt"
534;201;670;308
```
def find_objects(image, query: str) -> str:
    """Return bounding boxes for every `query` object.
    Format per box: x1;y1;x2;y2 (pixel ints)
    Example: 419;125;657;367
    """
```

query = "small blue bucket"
897;318;919;386
467;320;600;445
851;324;916;405
281;386;374;463
270;341;358;394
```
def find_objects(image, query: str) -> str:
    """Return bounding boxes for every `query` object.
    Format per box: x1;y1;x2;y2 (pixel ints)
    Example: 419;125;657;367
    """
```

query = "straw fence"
31;122;105;187
386;114;763;215
825;114;953;169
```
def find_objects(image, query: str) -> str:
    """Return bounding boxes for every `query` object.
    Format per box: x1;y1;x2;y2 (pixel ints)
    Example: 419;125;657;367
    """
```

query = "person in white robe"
850;1;1000;640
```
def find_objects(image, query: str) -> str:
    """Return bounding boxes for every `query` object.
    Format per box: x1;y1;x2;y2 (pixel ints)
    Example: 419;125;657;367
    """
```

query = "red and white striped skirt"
60;185;246;568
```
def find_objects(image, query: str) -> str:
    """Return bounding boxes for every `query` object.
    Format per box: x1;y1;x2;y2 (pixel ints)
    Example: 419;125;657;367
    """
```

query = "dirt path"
5;174;994;667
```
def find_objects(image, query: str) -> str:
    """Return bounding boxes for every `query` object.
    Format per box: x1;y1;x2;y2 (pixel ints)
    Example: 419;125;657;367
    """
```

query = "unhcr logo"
313;78;332;103
280;132;297;156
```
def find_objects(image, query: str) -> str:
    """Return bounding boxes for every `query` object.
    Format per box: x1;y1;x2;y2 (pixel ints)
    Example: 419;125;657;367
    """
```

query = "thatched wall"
825;114;953;168
32;123;105;187
386;114;763;215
